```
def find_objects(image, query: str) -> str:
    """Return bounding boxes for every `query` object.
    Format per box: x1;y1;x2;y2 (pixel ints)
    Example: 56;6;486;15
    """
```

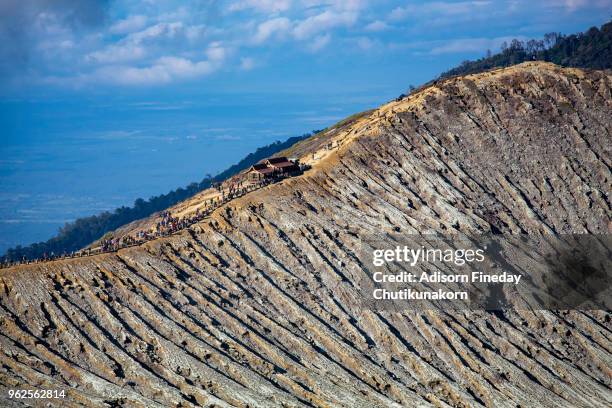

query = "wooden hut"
265;157;300;174
247;163;276;181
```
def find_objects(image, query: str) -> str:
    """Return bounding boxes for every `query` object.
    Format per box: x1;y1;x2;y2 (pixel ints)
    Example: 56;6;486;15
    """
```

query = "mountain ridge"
438;20;611;79
0;62;611;407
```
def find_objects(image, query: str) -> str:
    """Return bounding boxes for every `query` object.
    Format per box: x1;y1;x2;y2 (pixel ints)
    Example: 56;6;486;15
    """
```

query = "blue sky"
1;0;610;94
0;0;610;252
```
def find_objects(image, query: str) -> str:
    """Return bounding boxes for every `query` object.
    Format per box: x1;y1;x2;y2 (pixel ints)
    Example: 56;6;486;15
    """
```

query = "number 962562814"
7;389;65;399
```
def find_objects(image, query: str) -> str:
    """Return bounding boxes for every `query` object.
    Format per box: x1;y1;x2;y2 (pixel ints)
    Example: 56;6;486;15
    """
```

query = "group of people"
99;234;141;252
0;178;278;269
155;211;188;235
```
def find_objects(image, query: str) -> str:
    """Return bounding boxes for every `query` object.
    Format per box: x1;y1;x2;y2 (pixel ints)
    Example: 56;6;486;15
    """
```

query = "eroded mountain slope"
0;62;611;407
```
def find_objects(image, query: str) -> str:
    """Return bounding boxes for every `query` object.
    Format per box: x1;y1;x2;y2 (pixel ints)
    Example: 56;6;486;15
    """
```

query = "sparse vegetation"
2;132;319;261
439;20;611;79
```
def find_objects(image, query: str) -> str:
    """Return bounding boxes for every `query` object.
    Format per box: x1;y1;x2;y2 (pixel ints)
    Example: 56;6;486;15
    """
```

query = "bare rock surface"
1;62;611;407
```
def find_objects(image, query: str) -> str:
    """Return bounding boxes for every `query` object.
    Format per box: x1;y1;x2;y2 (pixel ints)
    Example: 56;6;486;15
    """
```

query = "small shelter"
246;157;300;182
247;163;276;181
265;157;300;174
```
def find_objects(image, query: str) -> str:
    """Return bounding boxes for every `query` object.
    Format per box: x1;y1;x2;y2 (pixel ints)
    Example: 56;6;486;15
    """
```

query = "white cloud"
184;24;208;40
93;55;220;85
364;20;389;32
253;17;291;44
355;36;377;50
302;0;366;11
206;42;227;61
389;1;492;21
293;10;357;40
157;56;217;76
86;44;146;63
86;21;209;64
16;0;609;91
109;15;148;35
308;33;331;51
128;22;186;44
228;0;292;13
85;42;228;86
239;57;256;70
4;0;378;88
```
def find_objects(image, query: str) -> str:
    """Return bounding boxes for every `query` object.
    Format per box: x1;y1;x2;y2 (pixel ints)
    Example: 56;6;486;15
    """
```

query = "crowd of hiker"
0;177;279;269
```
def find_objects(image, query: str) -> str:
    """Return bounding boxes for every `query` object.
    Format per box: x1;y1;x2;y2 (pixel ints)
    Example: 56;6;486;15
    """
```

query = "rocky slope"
0;62;611;407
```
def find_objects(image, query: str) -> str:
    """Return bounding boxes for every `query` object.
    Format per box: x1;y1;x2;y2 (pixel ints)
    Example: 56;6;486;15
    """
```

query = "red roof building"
246;157;300;181
247;163;276;181
265;157;300;173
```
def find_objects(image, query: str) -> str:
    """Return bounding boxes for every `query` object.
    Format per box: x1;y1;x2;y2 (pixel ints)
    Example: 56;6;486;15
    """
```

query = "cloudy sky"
1;0;610;92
